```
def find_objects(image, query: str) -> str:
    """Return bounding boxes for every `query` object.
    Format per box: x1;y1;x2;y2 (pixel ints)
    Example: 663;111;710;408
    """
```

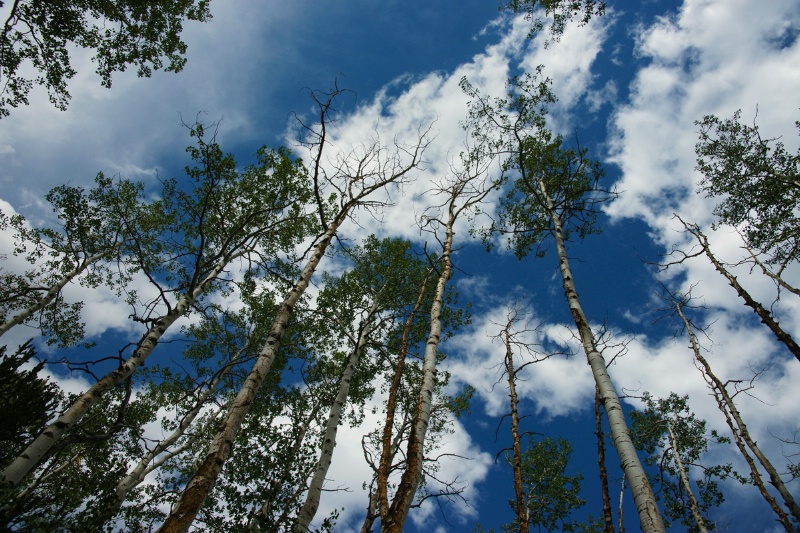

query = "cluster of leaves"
0;0;212;116
696;110;800;266
630;392;744;533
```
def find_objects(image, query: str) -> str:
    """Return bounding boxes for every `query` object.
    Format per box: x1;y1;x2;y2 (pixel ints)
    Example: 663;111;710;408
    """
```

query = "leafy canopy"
0;0;212;117
695;110;800;266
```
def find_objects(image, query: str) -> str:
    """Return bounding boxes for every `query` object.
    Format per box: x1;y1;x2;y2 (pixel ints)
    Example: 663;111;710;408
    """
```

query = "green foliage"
0;175;145;347
630;392;741;532
463;73;605;259
0;0;212;117
0;341;61;469
696;110;800;266
502;0;606;43
504;436;585;532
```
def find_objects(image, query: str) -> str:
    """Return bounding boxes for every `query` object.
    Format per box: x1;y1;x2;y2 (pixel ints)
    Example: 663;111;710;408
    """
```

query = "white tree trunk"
541;180;665;533
294;301;380;532
158;215;346;533
666;423;708;533
1;256;230;490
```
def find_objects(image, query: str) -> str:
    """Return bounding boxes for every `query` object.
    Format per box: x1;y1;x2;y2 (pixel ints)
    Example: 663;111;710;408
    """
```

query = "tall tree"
381;138;496;532
0;0;212;116
670;215;800;365
157;86;431;532
1;126;312;492
463;73;665;533
671;288;800;531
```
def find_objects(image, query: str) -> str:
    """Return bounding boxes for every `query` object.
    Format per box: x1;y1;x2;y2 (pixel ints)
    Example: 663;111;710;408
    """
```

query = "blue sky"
1;0;800;531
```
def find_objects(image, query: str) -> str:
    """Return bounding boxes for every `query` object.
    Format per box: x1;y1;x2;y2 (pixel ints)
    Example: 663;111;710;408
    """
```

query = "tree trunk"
382;209;455;533
0;255;229;490
294;301;380;532
504;325;530;533
376;266;433;521
157;215;345;533
666;422;708;533
676;300;799;531
595;387;615;533
681;219;800;364
542;180;665;533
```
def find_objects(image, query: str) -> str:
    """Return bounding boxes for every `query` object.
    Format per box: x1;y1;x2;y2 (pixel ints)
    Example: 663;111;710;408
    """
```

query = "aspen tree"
1;129;313;496
672;290;800;531
158;87;431;532
382;140;496;532
463;74;665;533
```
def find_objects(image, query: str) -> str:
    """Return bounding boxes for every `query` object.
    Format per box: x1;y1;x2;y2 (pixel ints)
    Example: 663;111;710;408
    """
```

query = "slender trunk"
158;215;346;533
0;251;105;339
1;256;229;490
360;486;379;533
595;387;615;533
542;181;664;533
294;301;380;532
250;399;324;532
376;267;433;522
383;210;455;533
618;475;626;533
683;219;800;364
666;423;708;533
676;301;799;530
108;360;237;519
504;326;529;533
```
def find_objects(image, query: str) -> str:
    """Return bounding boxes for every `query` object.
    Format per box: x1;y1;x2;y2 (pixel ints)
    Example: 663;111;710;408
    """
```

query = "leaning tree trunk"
382;208;455;533
0;255;231;491
157;213;347;533
666;423;708;533
294;300;381;532
376;266;434;521
542;181;665;533
681;218;800;364
676;300;799;530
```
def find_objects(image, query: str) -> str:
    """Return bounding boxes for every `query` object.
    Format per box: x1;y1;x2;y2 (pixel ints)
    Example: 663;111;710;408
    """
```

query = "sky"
1;0;800;531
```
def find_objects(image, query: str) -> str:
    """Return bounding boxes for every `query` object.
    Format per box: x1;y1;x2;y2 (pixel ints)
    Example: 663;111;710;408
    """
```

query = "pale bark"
294;300;381;532
1;256;231;490
157;215;346;533
676;300;799;531
249;398;325;531
0;251;105;339
679;218;800;364
542;180;665;533
666;422;708;533
108;356;238;517
382;205;454;533
159;123;428;531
